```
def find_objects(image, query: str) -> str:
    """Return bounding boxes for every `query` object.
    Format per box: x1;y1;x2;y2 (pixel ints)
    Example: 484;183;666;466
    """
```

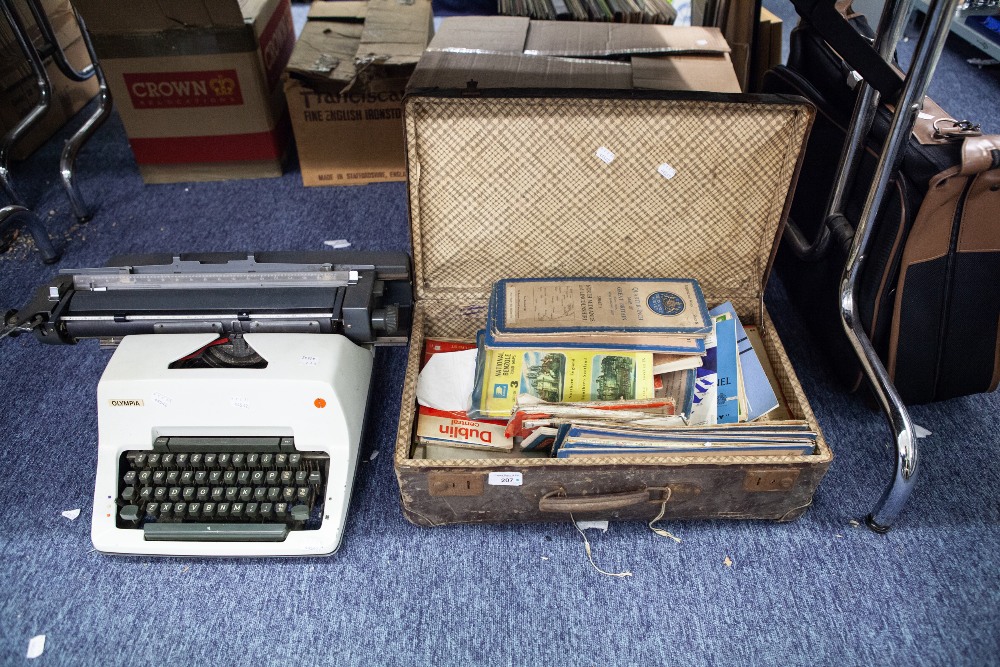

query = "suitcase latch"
744;469;800;492
427;472;485;497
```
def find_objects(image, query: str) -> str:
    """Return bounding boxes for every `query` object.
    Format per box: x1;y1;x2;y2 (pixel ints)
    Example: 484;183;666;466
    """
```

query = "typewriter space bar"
153;436;294;452
144;523;289;542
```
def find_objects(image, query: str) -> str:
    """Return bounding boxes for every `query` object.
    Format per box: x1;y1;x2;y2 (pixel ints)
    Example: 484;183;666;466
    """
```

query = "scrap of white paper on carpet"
323;239;352;249
576;520;609;532
61;508;80;520
416;348;478;411
27;635;45;659
914;424;932;438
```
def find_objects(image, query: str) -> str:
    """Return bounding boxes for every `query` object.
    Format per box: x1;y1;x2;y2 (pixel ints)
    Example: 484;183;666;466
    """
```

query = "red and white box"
74;0;295;183
417;339;514;451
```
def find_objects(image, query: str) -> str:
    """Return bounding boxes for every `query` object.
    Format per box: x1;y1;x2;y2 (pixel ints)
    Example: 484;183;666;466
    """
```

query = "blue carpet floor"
1;4;999;666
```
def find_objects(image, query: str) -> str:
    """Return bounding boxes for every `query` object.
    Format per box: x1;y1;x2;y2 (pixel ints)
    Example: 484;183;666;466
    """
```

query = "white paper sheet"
576;520;609;532
416;348;478;412
27;635;45;659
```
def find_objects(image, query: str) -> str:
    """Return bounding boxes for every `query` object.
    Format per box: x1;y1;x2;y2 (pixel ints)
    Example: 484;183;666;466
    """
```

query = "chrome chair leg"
0;0;111;224
58;4;112;222
0;0;52;206
0;205;61;264
839;0;958;532
23;0;94;81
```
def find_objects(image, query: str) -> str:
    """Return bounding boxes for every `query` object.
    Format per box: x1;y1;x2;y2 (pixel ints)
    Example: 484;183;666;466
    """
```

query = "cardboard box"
407;17;741;93
283;0;433;187
73;0;295;184
0;0;99;160
719;0;757;91
751;8;784;93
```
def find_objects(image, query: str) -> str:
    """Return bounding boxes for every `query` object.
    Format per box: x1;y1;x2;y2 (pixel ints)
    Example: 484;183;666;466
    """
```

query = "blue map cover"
713;315;740;424
485;278;709;353
708;302;779;421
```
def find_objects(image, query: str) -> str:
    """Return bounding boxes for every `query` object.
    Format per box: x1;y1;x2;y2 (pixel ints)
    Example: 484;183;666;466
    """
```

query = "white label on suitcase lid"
657;163;677;180
488;472;522;486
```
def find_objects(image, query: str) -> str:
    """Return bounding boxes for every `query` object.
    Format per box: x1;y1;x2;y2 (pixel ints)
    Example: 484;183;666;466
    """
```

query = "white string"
648;488;682;543
570;512;632;578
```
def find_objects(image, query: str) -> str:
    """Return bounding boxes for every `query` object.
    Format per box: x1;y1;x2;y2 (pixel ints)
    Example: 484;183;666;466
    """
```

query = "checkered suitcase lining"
404;95;812;322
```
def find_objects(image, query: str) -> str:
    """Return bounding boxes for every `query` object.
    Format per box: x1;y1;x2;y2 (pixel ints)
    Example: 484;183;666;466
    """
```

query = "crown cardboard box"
72;0;295;183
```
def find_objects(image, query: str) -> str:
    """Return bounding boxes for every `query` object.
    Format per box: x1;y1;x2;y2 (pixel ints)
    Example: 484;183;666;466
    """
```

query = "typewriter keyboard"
115;436;329;542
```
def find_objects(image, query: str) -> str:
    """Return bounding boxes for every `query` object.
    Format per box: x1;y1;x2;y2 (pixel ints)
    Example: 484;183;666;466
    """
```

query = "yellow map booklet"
469;332;656;419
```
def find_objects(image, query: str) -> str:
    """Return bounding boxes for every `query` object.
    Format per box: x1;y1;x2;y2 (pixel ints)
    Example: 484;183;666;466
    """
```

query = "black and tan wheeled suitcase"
393;90;832;526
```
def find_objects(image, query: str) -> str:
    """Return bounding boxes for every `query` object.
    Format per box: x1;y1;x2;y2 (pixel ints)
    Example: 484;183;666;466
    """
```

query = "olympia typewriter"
2;251;412;557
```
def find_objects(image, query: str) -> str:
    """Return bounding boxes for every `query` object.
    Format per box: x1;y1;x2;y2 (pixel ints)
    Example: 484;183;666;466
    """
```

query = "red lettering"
124;70;243;109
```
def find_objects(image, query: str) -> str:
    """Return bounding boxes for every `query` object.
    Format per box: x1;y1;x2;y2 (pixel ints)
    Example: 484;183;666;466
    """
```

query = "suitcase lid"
403;89;814;321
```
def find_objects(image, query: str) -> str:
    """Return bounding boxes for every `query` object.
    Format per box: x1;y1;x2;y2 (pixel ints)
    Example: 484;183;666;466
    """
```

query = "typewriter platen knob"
371;304;399;335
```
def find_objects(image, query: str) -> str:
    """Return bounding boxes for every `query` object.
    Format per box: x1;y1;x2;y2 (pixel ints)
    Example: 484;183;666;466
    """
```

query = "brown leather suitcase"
393;90;832;527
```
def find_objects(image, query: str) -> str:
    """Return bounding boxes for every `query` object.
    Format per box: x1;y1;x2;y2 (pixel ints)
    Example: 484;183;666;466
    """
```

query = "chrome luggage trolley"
0;0;112;262
790;0;964;531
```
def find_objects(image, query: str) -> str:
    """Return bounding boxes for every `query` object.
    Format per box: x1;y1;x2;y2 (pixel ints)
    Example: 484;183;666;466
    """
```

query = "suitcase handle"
784;212;856;261
791;0;903;104
538;489;650;513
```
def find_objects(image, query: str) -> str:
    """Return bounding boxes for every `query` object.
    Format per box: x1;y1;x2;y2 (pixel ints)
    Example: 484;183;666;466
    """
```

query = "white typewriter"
92;333;372;557
4;252;411;557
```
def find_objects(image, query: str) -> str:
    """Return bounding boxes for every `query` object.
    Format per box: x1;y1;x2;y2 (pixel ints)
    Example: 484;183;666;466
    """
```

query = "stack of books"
498;0;677;24
484;277;712;352
413;276;811;460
